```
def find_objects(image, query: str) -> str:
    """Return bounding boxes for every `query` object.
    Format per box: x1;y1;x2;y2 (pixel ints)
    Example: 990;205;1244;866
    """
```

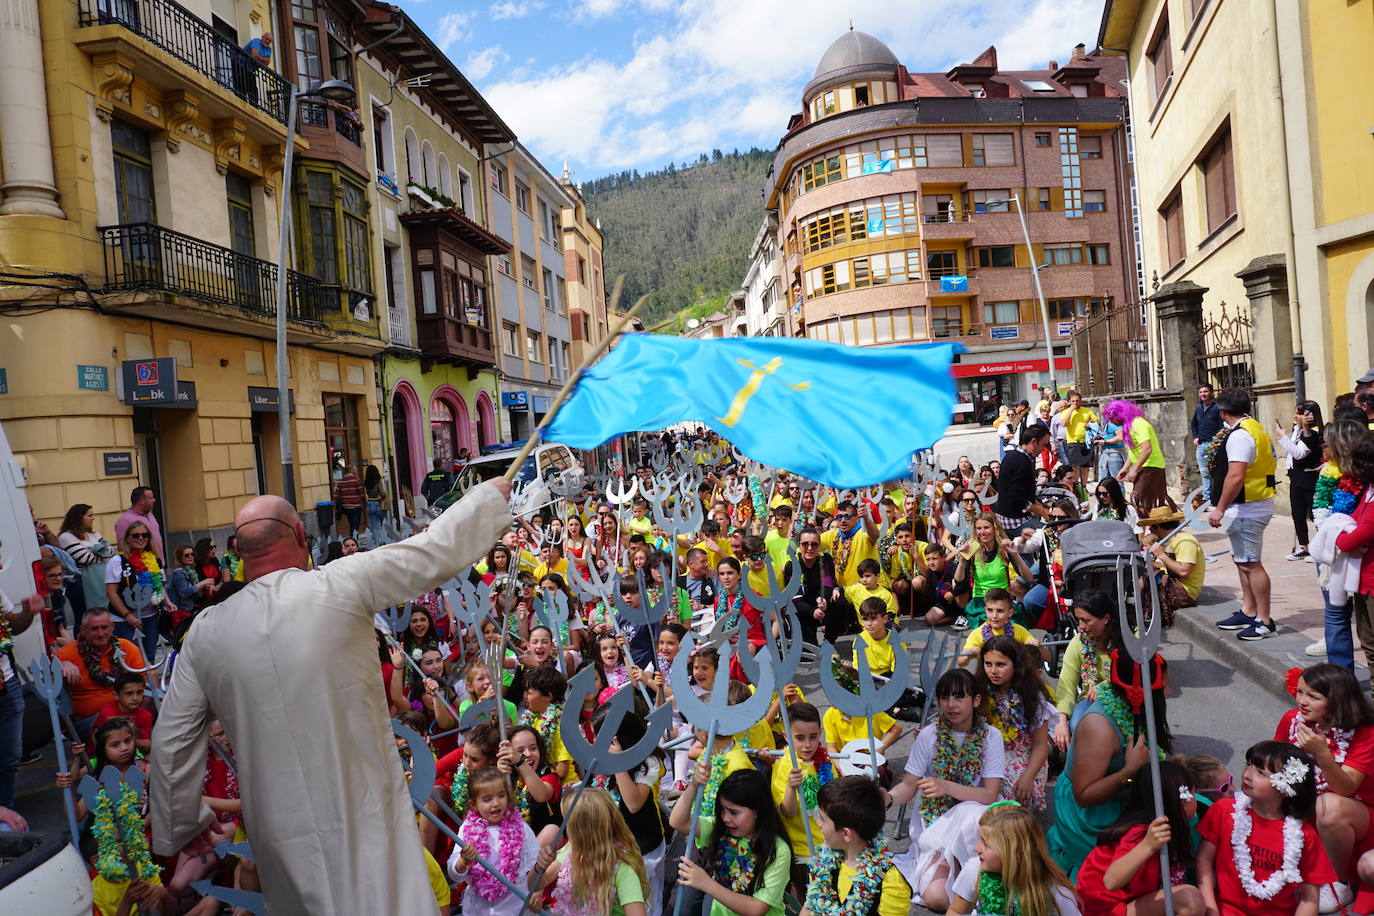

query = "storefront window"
431;398;457;469
324;393;361;479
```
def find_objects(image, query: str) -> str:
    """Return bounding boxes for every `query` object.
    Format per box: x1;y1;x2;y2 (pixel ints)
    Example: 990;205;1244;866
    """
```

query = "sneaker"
890;707;925;723
1305;639;1328;657
1319;881;1354;914
664;780;689;800
1289;547;1310;560
1216;610;1257;631
952;615;970;631
1238;621;1277;641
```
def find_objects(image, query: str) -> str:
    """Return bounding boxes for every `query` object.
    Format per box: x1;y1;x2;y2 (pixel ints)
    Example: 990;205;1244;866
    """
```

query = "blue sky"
403;0;1102;180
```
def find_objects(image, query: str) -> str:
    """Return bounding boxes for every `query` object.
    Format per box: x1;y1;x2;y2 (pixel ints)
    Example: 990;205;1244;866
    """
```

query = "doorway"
131;407;167;538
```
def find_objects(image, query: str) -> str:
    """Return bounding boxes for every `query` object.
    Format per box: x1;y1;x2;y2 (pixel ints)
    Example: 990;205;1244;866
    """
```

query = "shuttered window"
972;133;1014;167
1201;127;1236;233
1161;189;1185;267
1147;18;1172;99
926;134;963;167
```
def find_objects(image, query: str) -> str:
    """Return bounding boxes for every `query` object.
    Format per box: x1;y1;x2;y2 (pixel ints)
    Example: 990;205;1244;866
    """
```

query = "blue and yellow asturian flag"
544;334;962;488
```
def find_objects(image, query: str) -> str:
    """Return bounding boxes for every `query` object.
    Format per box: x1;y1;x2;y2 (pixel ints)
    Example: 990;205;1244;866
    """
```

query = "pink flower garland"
459;805;525;901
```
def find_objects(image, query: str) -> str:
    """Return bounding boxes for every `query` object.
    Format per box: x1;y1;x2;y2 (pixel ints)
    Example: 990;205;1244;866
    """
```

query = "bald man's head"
235;495;305;557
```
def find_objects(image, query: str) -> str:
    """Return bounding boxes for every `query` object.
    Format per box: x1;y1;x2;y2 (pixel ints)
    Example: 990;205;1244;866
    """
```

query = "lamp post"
828;310;846;346
273;79;355;506
986;195;1057;397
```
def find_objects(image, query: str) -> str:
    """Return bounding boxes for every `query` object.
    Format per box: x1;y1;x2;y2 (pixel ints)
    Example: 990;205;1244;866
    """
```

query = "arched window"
429;387;472;468
436;153;452;199
421;140;437;189
403;127;420;185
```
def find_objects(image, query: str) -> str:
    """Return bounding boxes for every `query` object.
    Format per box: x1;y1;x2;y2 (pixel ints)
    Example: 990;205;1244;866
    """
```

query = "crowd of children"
16;425;1372;916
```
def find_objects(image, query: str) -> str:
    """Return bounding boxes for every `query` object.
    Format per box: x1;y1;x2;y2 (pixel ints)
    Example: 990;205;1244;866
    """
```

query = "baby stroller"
1061;518;1148;614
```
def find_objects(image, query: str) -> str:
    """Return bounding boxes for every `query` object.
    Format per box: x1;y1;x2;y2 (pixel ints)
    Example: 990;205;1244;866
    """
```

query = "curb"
1171;601;1295;708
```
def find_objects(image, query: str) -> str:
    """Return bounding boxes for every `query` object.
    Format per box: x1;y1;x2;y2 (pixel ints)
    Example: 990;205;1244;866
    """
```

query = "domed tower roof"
813;30;899;79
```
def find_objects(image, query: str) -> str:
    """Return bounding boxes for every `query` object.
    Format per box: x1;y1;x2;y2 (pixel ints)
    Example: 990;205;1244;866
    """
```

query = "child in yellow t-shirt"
843;559;897;623
771;702;830;876
822;703;901;759
810;776;913;916
958;587;1042;664
852;598;899;676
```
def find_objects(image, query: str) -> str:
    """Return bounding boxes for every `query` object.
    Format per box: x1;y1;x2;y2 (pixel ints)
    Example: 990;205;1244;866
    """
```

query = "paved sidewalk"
1171;507;1353;706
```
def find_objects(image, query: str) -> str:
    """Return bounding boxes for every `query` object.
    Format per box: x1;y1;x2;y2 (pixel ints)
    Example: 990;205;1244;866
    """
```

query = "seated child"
801;775;911;916
844;559;898;624
958;588;1040;665
90;672;154;756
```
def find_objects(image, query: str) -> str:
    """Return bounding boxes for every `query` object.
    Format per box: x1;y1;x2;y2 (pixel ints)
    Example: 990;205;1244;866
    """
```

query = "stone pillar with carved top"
0;0;65;217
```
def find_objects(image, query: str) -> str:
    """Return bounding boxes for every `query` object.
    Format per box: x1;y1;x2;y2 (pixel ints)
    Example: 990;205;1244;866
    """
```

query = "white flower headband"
1268;758;1310;797
1178;786;1195;803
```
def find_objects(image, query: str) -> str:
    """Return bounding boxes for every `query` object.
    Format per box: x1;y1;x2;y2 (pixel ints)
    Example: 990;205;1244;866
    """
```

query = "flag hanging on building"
544;334;962;487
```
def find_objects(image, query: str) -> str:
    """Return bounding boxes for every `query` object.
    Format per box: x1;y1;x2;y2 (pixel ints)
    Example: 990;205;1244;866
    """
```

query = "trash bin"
314;501;334;538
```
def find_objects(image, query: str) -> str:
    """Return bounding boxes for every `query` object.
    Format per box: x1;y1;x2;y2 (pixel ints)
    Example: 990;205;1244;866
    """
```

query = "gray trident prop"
1116;548;1174;916
670;622;776;916
78;766;161;915
737;544;819;857
533;588;571;675
915;631;955;724
29;657;81;852
652;480;704;614
514;668;673;916
818;634;912;783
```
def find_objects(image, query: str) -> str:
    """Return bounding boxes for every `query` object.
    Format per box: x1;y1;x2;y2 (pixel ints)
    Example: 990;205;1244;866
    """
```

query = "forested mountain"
582;148;774;327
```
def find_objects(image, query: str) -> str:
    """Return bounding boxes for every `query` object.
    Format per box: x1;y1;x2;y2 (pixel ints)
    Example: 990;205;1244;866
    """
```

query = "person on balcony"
244;32;272;66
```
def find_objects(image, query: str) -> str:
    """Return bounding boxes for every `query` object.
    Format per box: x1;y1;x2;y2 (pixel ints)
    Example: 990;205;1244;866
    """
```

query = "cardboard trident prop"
29;656;80;852
532;588;572;675
78;766;161;916
1116;552;1174;916
737;544;819;857
670;623;775;916
513;668;673;916
818;636;911;783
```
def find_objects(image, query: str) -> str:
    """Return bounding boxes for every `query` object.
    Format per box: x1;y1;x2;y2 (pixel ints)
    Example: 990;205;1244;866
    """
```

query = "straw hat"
1137;506;1185;528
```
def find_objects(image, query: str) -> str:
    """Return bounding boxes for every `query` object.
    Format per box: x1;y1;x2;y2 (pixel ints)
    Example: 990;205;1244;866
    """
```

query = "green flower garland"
1097;685;1136;745
804;835;893;916
976;871;1016;915
452;764;471;818
713;834;756;892
920;718;985;826
92;784;157;882
520;703;563;753
699;748;730;814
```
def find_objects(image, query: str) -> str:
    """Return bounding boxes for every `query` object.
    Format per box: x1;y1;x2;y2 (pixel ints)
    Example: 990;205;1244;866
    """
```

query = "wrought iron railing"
100;223;327;323
334;111;362;146
1071;299;1150;395
77;0;291;125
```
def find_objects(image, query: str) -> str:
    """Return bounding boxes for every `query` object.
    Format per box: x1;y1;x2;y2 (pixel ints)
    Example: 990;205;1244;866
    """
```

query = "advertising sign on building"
989;325;1020;340
1057;321;1075;337
502;391;529;408
102;452;133;477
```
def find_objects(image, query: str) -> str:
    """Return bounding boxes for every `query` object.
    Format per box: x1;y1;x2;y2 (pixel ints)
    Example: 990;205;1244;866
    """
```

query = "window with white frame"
370;101;395;178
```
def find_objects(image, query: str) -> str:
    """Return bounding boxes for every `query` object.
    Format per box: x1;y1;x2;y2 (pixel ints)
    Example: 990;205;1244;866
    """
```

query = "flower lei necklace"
715;590;743;628
987;688;1028;745
460;806;526;901
521;703;563;752
976;871;1016;916
78;638;119;688
1098;684;1136;745
92;783;158;882
921;718;985;825
126;549;166;603
1287;713;1352;794
451;765;472;818
1231;795;1304;900
551;855;602;916
1080;635;1104;693
587;772;623;806
1333;475;1364;516
713;834;756;893
799;752;836;812
804;835;893;916
0;613;11;654
700;748;731;814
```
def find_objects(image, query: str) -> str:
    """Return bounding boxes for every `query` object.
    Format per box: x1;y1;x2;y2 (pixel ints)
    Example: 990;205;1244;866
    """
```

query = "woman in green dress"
1047;649;1172;878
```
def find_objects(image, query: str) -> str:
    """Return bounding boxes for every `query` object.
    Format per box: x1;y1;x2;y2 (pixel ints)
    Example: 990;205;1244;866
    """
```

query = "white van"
432;442;582;516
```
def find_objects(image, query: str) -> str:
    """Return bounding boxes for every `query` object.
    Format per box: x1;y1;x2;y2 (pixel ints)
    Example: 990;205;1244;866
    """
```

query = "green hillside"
581;148;773;328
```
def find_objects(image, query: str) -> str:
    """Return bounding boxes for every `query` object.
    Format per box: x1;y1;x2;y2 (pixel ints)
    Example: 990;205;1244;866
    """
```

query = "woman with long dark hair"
1278;400;1325;559
58;502;116;626
1092;476;1136;527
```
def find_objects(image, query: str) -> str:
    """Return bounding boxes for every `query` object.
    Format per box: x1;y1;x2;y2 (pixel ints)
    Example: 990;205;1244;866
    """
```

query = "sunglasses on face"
1048;514;1068;520
961;498;976;504
835;513;855;521
129;533;149;539
801;541;819;548
747;552;767;561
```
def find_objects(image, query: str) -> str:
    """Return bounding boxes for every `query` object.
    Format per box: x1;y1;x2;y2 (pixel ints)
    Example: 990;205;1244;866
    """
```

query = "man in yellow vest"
1208;388;1278;641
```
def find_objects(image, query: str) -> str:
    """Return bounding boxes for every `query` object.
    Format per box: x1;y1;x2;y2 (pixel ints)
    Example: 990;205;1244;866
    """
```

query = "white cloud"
435;11;474;51
487;0;1101;173
463;46;509;80
490;0;539;19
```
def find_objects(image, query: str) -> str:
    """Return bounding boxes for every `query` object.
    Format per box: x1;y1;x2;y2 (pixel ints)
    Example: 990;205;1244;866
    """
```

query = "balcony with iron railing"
77;0;290;126
100;222;328;324
920;208;976;240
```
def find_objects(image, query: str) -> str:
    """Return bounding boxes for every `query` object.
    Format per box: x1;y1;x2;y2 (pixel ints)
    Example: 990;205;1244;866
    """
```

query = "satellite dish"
686;318;701;329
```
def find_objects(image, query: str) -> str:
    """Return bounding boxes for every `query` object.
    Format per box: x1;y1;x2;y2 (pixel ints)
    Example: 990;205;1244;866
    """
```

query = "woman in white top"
57;503;117;622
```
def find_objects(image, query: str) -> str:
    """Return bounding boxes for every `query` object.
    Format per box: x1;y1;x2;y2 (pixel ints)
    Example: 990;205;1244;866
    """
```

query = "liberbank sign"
119;358;198;409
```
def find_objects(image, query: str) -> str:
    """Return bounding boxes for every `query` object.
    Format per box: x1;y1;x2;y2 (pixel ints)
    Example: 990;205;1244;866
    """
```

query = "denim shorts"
1227;514;1271;564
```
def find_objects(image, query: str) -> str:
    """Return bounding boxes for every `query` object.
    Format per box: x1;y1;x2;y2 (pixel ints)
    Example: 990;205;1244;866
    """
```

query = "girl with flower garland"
421;722;502;859
953;513;1034;630
1052;591;1124;751
947;802;1079;916
884;668;1005;910
448;766;544;916
799;775;908;916
1077;759;1203;916
670;768;793;916
1307;418;1367;668
1272;662;1374;909
529;788;650;916
1048;651;1172;879
976;636;1055;810
498;725;562;847
104;521;172;667
588;697;670;914
591;631;631;698
1197;741;1333;916
402;605;446;663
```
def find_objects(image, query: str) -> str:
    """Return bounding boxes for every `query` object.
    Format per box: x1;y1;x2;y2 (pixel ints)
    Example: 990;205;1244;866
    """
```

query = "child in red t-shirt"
1197;740;1335;916
1078;759;1204;916
1274;662;1374;909
89;672;154;756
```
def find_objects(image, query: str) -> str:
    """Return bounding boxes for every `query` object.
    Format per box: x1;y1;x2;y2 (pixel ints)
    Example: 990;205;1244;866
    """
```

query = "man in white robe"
150;480;511;914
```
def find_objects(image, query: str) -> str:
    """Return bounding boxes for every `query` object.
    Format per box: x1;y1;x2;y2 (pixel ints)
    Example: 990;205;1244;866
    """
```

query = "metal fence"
1070;299;1152;396
1196;301;1255;396
100;223;328;324
78;0;291;125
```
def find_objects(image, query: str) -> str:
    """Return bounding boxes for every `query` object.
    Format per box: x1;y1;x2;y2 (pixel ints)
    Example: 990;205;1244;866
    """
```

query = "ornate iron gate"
1196;301;1254;395
1071;299;1151;396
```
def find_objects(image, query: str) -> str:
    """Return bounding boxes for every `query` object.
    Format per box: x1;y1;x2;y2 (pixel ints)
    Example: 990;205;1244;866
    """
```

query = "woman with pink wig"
1102;399;1178;517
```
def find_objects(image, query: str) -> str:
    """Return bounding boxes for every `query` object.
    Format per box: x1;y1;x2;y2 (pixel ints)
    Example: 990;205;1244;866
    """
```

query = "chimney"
1048;60;1059;71
1073;42;1087;60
